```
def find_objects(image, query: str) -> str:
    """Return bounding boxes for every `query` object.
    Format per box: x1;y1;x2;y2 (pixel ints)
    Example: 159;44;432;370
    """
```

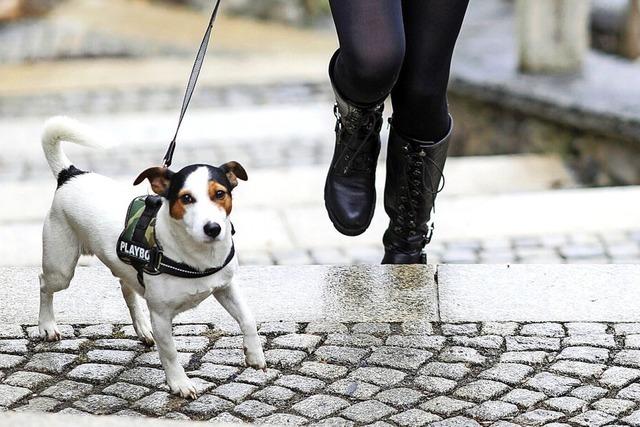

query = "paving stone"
78;324;114;338
563;334;616;348
255;413;308;425
490;422;522;427
0;354;24;369
118;367;166;388
272;333;322;353
479;363;533;385
341;400;396;423
24;352;77;373
617;383;640;401
0;384;31;407
292;394;350;419
570;385;609;402
184;394;233;416
506;336;560;351
265;349;307;368
614;323;640;336
14;397;60;413
419;362;471;380
135;351;192;368
234;399;277;419
439;346;486;365
599;366;640;388
94;339;146;351
441;324;478;336
57;408;89;416
305;321;348;334
162;412;190;420
309;417;354;427
0;324;25;338
258;321;298;335
4;371;52;389
390;408;441;426
525;372;580;396
415;376;458;395
614;350;640;368
543;396;587;415
622;410;640;426
0;339;28;354
466;400;518;421
481;322;518;336
385;335;446;351
210;412;243;424
299;362;348;380
189;363;240;382
252;385;297;406
514;409;564;425
429;415;481;427
102;382;150;401
367;346;432;370
327;379;380;400
351;322;391;336
349;367;407;387
520;323;565;337
557;346;609;363
453;380;509;402
325;333;382;348
569;410;616;426
315;346;368;365
500;351;550;365
201;349;245;366
212;382;257;403
235;367;280;385
35;339;89;353
86;349;137;365
626;335;640;349
500;388;547;408
421;396;475;416
401;320;435;335
41;380;93;401
550;360;607;379
190;377;217;395
275;375;325;394
173;336;210;352
592;398;636;416
451;335;504;350
73;394;128;415
375;387;424;407
566;323;608;335
213;335;267;349
173;324;209;336
68;363;126;383
26;325;74;339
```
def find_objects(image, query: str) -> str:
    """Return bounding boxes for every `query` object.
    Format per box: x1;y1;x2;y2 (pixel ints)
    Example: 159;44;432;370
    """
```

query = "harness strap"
158;244;235;279
163;0;222;168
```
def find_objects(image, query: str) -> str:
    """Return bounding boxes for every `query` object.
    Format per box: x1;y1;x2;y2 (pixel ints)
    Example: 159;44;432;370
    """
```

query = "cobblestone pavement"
4;322;640;425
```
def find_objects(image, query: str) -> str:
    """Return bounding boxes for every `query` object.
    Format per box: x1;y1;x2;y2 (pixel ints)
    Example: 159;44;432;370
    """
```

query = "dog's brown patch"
209;181;232;215
170;189;190;220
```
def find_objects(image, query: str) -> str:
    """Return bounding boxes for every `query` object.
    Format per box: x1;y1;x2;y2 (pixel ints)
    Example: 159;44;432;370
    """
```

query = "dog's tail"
41;116;113;177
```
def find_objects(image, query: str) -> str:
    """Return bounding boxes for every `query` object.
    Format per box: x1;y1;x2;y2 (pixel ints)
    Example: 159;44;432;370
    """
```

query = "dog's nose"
203;222;222;238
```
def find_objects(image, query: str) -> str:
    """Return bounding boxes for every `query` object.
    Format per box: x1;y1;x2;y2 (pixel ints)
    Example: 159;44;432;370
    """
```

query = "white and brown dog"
38;116;265;398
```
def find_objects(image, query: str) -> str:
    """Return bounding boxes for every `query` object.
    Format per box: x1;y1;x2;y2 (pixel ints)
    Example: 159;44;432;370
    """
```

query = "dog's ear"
220;161;248;189
134;167;174;195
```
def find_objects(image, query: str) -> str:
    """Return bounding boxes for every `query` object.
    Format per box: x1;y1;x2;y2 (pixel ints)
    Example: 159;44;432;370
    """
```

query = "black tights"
329;0;468;141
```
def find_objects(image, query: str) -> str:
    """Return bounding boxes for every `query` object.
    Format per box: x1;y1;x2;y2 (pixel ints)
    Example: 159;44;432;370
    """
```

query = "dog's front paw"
133;320;155;347
244;343;266;371
168;376;198;400
39;323;61;342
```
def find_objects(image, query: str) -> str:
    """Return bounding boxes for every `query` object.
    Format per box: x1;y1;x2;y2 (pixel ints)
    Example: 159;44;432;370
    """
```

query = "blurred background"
0;0;639;267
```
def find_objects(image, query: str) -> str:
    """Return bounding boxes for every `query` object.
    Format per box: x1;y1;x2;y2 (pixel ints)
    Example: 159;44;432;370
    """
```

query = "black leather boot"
382;117;452;264
324;52;385;236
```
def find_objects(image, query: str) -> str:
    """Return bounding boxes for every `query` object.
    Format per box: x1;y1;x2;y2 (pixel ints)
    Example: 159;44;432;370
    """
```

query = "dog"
38;116;266;398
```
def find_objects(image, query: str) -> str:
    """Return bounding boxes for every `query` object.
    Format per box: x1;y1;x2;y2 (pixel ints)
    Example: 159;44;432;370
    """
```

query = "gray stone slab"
0;265;437;324
439;264;640;321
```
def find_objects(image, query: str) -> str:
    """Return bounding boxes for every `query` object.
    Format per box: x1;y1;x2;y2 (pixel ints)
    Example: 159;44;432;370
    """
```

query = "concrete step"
2;264;638;325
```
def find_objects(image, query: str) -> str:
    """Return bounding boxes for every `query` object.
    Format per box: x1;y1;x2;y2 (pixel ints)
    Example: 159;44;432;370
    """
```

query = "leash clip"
148;248;163;273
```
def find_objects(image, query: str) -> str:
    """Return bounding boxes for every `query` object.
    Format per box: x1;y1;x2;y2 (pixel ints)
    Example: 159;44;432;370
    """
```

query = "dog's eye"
180;194;195;204
215;190;226;199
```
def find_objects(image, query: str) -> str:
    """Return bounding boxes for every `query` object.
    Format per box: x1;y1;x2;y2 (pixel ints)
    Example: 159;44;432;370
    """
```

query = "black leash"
162;0;222;168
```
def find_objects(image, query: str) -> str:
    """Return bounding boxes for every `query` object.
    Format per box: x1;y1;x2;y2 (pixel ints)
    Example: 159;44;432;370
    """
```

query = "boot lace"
334;104;382;174
394;142;446;244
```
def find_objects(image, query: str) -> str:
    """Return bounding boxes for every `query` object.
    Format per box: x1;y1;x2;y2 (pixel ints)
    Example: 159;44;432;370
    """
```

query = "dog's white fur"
39;116;265;398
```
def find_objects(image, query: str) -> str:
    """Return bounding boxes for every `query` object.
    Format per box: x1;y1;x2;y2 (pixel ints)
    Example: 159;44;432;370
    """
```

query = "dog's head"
134;162;247;243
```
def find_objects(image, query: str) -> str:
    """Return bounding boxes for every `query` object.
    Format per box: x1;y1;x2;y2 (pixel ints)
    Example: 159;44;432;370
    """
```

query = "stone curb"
0;412;229;426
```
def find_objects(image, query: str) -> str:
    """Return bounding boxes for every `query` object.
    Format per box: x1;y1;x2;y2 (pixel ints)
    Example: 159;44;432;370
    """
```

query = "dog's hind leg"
149;309;197;399
39;214;80;341
120;281;154;346
213;282;266;370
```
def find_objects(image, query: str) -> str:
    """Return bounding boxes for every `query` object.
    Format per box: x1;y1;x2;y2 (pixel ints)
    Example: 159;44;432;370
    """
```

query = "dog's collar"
116;195;236;286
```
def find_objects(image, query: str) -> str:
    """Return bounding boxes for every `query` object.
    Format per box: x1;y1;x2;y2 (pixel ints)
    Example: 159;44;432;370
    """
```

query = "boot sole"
323;174;376;237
